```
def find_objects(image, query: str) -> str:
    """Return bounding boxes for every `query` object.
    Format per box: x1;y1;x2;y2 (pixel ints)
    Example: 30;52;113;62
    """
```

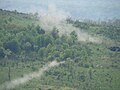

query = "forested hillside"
0;9;120;90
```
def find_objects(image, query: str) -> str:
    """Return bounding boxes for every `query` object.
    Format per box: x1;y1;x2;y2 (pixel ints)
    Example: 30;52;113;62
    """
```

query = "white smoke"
0;61;65;90
38;4;103;43
39;4;70;31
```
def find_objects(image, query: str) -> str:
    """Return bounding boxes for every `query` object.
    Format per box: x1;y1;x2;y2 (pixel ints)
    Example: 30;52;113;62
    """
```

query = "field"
0;9;120;90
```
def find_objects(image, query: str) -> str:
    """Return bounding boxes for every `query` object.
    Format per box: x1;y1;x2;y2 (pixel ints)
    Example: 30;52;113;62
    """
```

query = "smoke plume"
38;4;103;43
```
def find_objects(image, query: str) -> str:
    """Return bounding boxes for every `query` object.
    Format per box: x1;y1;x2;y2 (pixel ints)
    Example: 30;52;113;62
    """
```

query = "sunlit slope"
0;10;120;90
0;9;38;30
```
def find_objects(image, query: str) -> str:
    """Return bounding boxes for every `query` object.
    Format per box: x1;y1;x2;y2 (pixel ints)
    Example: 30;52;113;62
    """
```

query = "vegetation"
67;18;120;42
0;9;120;90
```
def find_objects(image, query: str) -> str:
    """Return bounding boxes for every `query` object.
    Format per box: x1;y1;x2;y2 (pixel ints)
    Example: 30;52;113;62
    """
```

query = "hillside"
0;9;120;90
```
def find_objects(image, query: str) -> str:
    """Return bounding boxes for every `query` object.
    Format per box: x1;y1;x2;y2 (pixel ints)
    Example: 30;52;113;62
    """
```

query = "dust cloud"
0;61;64;90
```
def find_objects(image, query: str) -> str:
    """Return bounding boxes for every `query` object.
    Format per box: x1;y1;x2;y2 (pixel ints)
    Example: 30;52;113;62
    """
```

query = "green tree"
36;25;45;34
4;49;12;59
3;39;20;53
64;49;73;59
51;27;59;39
0;47;5;59
23;42;32;52
70;31;78;43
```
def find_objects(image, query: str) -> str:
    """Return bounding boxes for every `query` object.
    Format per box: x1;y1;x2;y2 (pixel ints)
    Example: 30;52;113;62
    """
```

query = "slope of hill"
0;9;120;90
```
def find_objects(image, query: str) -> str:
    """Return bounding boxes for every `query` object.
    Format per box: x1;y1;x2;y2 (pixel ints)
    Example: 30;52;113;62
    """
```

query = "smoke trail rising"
0;61;64;90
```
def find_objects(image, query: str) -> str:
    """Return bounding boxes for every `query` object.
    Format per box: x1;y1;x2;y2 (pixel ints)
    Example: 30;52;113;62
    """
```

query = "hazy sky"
0;0;120;20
